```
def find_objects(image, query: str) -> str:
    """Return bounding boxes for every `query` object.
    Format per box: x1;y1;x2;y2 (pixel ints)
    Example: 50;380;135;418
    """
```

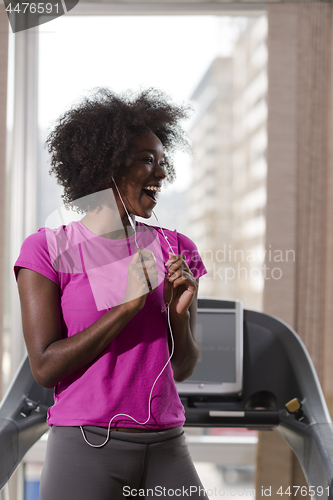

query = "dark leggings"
40;426;208;500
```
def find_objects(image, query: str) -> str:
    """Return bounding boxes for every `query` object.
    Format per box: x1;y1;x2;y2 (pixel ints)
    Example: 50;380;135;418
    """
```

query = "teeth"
144;186;161;192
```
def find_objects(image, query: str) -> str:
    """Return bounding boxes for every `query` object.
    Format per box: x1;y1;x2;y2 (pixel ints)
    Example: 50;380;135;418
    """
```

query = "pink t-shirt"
14;221;207;428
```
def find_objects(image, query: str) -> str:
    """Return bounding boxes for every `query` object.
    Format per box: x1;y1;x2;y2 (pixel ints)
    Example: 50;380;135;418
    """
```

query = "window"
7;10;268;498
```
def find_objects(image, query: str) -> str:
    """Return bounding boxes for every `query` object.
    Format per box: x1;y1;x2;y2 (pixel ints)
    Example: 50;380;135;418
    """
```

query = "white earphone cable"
111;176;139;249
80;181;175;447
152;209;175;256
80;307;174;447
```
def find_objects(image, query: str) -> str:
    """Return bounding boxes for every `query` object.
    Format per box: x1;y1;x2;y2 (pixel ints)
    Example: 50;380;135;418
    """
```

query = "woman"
14;88;208;499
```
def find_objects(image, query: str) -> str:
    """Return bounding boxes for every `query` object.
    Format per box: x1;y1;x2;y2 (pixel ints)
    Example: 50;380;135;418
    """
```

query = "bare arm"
169;290;200;382
165;253;200;382
17;249;157;389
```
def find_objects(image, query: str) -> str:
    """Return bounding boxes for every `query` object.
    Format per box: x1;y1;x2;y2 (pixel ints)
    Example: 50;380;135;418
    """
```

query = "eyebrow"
137;149;159;154
136;148;164;158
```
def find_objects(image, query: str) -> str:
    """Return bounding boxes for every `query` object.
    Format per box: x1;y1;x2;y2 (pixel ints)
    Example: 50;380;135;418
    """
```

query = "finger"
168;269;183;282
130;248;155;262
137;254;155;294
142;258;157;270
147;266;159;277
167;258;189;275
172;276;197;292
168;269;193;284
145;266;157;281
169;270;195;285
131;264;157;283
137;261;152;294
130;249;143;264
165;253;177;267
166;253;186;261
129;250;155;274
148;271;159;291
167;253;187;265
166;253;186;267
140;249;156;262
127;271;151;290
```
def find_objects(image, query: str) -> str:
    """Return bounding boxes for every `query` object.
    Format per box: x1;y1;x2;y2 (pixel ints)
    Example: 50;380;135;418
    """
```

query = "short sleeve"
14;229;59;285
176;232;207;280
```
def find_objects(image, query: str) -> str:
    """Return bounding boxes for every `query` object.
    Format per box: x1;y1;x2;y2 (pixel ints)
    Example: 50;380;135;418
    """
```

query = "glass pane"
38;14;267;312
35;13;266;494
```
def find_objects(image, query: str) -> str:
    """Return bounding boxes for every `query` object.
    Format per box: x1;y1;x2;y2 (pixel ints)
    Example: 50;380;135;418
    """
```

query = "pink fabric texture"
14;221;207;428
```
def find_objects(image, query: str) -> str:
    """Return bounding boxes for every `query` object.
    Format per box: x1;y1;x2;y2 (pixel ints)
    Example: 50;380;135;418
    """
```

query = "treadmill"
0;298;332;499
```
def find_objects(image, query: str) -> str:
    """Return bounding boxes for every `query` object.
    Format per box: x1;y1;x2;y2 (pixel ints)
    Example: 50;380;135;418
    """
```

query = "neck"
79;188;135;240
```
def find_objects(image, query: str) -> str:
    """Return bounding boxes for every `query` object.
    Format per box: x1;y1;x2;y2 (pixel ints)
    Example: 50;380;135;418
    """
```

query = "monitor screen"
189;311;236;384
176;301;243;395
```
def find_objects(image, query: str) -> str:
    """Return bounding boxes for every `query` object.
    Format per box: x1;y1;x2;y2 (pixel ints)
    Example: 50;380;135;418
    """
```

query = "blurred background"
0;1;332;499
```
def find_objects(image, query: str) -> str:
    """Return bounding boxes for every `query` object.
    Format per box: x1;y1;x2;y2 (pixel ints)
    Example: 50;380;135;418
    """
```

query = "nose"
155;161;167;180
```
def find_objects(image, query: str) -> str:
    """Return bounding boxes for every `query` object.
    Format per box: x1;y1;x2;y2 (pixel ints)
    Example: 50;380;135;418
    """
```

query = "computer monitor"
176;300;243;396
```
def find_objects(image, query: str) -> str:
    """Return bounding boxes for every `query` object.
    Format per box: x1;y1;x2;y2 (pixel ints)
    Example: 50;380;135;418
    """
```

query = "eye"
143;157;154;164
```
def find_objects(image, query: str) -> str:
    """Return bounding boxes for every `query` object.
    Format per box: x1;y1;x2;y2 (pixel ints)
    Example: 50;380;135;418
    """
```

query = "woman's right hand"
17;258;156;388
122;248;158;311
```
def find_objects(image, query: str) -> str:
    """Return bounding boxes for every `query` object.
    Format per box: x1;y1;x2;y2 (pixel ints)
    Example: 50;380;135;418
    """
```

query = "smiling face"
114;131;167;220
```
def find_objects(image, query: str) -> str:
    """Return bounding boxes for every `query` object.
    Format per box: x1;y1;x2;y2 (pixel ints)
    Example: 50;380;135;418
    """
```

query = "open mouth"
142;186;161;202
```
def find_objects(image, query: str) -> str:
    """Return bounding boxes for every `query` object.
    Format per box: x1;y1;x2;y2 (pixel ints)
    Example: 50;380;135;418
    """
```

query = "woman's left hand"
164;253;198;316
